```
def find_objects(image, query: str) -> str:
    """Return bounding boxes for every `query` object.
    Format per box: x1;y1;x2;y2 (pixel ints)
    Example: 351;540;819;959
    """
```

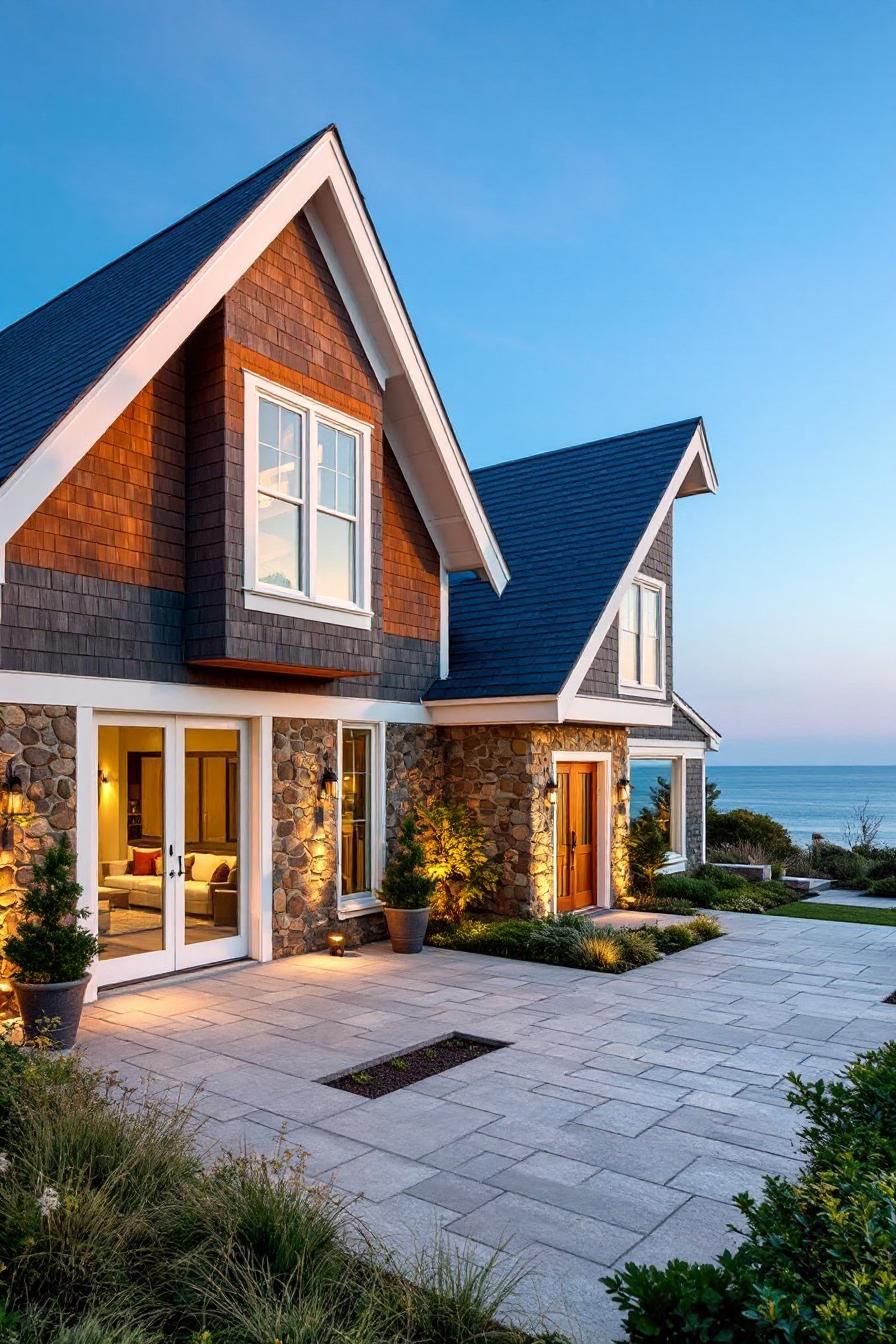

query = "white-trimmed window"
619;575;665;696
244;373;372;629
629;750;687;872
337;721;385;917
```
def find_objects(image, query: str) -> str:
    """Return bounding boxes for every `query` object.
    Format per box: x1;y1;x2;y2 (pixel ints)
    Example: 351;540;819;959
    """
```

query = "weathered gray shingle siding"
685;757;705;867
629;702;712;746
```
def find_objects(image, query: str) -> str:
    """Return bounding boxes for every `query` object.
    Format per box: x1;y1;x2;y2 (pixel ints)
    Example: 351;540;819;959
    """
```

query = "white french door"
95;714;250;988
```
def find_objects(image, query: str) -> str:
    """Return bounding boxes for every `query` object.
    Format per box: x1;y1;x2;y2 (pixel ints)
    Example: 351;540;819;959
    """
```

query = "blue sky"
2;1;894;764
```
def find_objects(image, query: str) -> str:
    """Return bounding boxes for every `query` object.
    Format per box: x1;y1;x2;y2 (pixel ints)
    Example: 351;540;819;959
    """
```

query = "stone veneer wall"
685;758;705;869
0;704;77;1016
444;724;629;916
384;723;444;841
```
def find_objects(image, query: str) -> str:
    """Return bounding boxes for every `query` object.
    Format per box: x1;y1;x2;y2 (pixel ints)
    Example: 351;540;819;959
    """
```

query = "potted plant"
379;817;434;953
4;835;100;1048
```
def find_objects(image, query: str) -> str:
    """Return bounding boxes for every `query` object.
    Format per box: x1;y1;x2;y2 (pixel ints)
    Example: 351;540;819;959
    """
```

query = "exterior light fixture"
617;775;632;804
97;768;109;787
327;930;346;957
545;776;559;806
1;759;32;850
319;760;339;800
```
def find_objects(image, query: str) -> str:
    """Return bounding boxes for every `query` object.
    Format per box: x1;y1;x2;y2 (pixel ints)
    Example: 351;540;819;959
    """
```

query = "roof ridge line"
471;416;703;477
0;125;333;341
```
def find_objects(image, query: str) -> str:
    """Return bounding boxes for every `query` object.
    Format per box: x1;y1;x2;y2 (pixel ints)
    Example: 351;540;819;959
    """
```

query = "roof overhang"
0;129;508;594
672;692;722;751
424;691;674;728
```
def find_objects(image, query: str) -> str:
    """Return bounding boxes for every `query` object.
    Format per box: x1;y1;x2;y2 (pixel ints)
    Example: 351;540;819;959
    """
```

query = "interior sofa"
101;849;238;918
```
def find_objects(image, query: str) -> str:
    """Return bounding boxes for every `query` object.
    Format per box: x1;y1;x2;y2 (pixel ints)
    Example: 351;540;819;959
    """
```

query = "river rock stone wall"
1;703;78;1016
443;723;630;916
384;722;444;842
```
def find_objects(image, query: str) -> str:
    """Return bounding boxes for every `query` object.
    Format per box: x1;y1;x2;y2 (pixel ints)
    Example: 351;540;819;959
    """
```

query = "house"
0;125;719;1002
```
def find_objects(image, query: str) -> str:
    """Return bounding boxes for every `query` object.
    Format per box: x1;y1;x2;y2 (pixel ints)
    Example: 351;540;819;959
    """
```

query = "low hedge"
652;872;797;915
603;1040;896;1341
428;912;723;973
868;874;896;897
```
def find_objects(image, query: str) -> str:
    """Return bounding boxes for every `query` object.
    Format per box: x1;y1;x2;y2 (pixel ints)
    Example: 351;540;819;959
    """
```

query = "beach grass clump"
0;1032;566;1344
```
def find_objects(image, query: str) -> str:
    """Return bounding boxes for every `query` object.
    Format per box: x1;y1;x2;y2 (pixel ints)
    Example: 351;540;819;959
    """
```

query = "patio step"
781;876;833;893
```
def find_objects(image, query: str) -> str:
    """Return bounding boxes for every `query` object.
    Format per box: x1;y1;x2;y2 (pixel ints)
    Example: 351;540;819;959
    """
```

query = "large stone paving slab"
77;911;896;1343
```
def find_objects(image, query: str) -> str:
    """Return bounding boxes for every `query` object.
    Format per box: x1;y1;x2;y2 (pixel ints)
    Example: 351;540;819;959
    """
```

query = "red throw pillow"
210;861;230;884
132;848;161;876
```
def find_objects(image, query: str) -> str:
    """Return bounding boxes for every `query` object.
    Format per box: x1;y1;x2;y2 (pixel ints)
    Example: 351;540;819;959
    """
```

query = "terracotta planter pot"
384;906;430;954
14;975;90;1050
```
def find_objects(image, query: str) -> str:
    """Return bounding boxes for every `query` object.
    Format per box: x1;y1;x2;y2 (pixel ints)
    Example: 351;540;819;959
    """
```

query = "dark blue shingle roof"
0;128;328;486
426;419;702;701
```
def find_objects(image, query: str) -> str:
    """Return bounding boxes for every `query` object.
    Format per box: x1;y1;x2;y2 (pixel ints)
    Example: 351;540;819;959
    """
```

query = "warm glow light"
326;931;346;957
545;777;558;806
1;759;33;849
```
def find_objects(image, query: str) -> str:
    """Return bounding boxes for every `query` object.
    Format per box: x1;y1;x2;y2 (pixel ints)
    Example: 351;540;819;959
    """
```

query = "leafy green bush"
701;889;766;913
655;875;721;906
604;1041;896;1342
626;896;696;916
747;880;799;910
694;864;752;890
428;918;533;960
3;837;100;984
811;842;870;889
651;922;697;953
706;809;794;861
866;852;896;883
868;875;896;897
415;799;500;922
0;1044;550;1344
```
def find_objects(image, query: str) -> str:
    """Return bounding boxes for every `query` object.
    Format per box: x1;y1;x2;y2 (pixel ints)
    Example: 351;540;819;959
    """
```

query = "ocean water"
630;763;896;848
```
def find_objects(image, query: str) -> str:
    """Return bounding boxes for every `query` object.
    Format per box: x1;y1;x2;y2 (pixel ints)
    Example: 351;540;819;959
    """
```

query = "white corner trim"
558;424;715;718
565;696;674;728
672;692;722;750
76;705;99;1003
254;715;274;963
0;131;509;598
439;563;450;680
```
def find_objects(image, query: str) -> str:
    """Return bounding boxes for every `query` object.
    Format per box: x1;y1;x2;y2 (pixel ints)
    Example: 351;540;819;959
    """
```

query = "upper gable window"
244;373;372;629
619;575;665;696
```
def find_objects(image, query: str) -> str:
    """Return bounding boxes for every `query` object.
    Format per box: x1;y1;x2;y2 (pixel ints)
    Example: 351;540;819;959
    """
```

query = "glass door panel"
96;721;174;985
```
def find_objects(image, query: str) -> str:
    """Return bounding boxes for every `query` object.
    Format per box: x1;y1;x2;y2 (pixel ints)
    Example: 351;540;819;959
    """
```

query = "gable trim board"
0;129;507;600
558;422;716;718
671;692;722;750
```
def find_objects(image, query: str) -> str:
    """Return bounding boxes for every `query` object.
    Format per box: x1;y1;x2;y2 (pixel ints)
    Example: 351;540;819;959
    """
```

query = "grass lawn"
767;901;896;926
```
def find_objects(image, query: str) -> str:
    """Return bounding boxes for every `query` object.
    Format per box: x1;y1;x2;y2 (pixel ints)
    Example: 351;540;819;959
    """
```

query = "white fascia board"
629;740;706;759
0;669;430;723
558;426;716;718
424;695;561;726
565;696;674;728
672;692;722;750
0;132;509;598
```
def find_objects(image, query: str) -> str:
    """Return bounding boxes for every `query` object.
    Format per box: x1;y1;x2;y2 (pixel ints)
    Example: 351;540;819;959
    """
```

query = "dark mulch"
321;1033;507;1098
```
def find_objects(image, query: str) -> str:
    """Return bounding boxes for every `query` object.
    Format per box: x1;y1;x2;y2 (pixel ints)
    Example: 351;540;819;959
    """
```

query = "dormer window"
619;575;665;697
243;373;372;629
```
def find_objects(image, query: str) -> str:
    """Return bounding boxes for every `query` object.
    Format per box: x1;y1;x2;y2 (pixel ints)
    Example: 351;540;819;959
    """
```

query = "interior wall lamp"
1;759;33;850
545;776;559;807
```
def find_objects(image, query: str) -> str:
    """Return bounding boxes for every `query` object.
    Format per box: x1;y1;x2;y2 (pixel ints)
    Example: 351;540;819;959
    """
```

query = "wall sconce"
319;759;338;800
326;930;346;957
617;775;632;803
1;759;33;850
545;776;558;806
98;769;109;787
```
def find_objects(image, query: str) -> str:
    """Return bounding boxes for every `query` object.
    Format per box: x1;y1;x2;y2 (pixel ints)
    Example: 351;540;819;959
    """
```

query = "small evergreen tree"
4;836;100;984
415;800;500;924
628;809;670;902
379;818;435;909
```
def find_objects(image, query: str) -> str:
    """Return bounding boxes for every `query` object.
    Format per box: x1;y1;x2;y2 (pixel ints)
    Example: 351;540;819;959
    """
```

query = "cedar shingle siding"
1;212;441;697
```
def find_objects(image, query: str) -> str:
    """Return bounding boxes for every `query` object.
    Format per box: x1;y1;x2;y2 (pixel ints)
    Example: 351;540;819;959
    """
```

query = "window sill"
338;894;384;920
618;681;667;700
244;588;374;631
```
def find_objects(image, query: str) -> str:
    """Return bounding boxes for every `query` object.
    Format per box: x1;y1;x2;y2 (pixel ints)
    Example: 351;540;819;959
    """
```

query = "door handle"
177;855;184;877
570;831;577;853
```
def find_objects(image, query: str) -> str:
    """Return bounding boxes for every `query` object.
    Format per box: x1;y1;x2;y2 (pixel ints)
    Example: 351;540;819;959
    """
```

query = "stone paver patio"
77;912;896;1342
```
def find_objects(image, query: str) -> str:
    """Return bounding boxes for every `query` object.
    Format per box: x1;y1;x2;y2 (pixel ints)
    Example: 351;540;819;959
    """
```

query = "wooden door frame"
551;751;612;913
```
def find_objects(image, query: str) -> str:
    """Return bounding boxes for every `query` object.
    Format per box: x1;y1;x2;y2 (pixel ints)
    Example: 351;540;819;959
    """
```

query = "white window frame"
628;743;704;873
618;573;666;699
243;371;373;630
336;719;386;918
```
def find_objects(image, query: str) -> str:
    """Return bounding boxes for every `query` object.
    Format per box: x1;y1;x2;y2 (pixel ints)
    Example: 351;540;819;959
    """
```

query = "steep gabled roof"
426;418;715;704
0;130;326;486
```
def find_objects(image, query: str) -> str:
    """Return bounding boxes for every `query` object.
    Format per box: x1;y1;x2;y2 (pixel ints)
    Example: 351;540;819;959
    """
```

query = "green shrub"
378;817;435;909
748;880;798;910
707;809;793;861
526;916;590;965
812;842;870;889
690;914;724;941
604;1041;896;1342
867;855;896;883
612;928;663;968
414;799;500;922
868;875;896;897
651;922;697;953
428;918;533;960
693;864;750;890
3;837;101;986
702;889;766;913
626;896;696;916
655;875;721;905
628;811;670;898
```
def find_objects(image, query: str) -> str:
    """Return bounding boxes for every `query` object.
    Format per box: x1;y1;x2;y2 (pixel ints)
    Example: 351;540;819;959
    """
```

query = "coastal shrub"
628;811;670;898
428;918;533;960
651;922;697;953
690;914;724;941
612;928;663;968
693;864;751;890
0;1044;548;1344
701;889;766;914
705;840;776;868
655;875;721;905
866;852;896;883
706;808;794;861
625;896;696;916
414;800;500;922
526;914;592;965
811;842;870;889
604;1041;896;1343
782;845;816;877
868;875;896;897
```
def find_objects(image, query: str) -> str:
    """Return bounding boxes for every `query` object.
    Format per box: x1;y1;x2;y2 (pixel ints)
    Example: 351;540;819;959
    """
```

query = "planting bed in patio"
322;1033;507;1098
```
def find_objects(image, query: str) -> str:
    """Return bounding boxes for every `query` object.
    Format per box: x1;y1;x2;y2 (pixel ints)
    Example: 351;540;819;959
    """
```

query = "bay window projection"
620;577;664;692
248;376;369;613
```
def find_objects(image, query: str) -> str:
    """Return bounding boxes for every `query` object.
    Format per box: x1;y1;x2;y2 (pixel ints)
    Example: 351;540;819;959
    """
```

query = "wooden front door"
556;762;597;911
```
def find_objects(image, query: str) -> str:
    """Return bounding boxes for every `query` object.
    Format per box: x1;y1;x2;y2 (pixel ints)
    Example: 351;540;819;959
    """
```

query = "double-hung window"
619;576;665;695
245;373;371;627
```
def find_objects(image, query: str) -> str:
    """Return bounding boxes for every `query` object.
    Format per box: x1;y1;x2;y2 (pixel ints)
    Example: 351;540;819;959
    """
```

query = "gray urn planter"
14;975;90;1050
384;906;430;954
